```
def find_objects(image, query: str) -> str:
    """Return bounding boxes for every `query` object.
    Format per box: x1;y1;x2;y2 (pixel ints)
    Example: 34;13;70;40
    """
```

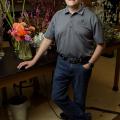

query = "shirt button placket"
69;15;73;28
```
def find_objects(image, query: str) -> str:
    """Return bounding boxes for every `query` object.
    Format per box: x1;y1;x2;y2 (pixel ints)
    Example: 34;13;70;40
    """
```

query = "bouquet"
0;0;65;53
8;21;35;41
8;21;35;60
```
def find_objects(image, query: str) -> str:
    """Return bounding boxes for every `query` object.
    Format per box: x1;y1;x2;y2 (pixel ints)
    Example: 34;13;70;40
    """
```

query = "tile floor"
1;55;120;120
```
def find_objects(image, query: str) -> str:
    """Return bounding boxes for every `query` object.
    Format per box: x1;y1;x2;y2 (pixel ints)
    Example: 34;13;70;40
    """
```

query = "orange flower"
9;22;35;41
12;22;27;36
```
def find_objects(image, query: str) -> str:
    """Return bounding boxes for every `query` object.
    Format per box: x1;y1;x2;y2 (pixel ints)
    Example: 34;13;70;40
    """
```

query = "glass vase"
18;41;32;60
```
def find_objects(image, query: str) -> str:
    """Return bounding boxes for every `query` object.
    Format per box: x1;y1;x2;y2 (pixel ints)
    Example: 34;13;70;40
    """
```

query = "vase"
18;41;32;60
13;40;20;53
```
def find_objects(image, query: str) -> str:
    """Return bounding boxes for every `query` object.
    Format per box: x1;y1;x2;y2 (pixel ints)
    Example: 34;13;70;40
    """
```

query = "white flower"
33;32;44;47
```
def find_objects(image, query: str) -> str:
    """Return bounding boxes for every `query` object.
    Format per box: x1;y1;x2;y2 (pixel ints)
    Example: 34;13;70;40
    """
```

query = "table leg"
32;77;40;96
113;48;120;91
1;88;12;120
1;87;8;106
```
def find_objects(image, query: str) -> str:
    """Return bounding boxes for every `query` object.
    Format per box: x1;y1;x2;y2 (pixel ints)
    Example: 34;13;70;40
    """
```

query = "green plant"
0;0;26;27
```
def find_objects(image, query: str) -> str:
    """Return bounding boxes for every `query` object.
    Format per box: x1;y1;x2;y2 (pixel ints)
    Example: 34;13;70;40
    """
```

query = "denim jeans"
52;56;92;120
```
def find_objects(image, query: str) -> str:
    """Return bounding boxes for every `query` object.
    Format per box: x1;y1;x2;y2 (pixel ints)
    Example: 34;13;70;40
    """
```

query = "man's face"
65;0;81;8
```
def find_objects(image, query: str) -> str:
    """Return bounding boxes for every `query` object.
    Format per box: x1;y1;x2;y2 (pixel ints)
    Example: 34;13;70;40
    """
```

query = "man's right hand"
17;37;52;70
17;60;36;70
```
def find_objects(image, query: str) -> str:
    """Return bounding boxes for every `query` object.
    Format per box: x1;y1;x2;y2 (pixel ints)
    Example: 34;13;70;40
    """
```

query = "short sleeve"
91;16;104;44
44;15;56;41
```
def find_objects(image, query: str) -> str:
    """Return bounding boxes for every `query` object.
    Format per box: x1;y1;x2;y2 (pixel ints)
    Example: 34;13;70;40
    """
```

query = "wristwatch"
88;61;94;68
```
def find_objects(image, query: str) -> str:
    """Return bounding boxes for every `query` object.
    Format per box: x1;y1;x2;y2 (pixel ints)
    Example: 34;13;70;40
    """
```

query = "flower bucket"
8;96;29;120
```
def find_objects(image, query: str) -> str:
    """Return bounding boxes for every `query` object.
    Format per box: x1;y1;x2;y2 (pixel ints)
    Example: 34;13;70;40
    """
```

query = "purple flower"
24;35;32;41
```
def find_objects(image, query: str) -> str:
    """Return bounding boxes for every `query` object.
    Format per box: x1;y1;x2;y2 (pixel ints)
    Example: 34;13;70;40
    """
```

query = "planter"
8;96;29;120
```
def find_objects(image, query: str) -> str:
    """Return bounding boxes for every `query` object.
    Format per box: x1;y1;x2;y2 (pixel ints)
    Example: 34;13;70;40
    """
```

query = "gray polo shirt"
44;6;104;58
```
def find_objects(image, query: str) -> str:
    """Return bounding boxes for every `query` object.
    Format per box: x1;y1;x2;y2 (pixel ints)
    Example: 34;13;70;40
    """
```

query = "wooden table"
105;40;120;91
0;48;57;105
0;41;120;90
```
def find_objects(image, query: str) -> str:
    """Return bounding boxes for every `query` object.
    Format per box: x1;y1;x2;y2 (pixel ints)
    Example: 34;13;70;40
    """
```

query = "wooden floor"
0;108;8;120
113;115;120;120
0;55;120;120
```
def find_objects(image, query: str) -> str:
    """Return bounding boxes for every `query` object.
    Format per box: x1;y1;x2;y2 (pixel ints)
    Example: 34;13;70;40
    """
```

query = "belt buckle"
76;58;82;63
69;58;82;64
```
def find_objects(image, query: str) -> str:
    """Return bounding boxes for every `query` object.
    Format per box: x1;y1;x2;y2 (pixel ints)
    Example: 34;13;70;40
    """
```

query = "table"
105;41;120;91
0;41;120;90
87;41;120;114
0;48;56;88
0;47;57;105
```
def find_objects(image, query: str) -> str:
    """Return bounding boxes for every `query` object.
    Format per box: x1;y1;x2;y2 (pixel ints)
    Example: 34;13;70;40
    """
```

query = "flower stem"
11;0;15;21
22;0;26;16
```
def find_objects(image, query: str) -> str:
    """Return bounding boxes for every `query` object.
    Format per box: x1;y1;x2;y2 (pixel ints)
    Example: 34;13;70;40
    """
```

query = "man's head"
65;0;81;9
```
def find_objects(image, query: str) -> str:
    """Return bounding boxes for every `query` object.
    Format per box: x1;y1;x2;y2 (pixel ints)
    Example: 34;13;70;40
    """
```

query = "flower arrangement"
8;22;35;41
0;0;65;54
7;21;35;60
0;0;35;57
0;0;65;46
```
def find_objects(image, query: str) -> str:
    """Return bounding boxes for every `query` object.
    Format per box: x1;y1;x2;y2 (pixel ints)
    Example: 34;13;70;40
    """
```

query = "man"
18;0;105;119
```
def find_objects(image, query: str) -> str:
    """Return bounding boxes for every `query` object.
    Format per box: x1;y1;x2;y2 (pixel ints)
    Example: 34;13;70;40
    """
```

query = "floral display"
23;0;65;32
0;0;65;60
103;24;120;42
92;0;120;43
7;21;35;60
92;0;120;24
21;0;65;47
8;22;35;41
0;0;65;46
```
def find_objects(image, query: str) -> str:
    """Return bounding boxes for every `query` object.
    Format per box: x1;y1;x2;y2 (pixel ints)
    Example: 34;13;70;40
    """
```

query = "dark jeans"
52;56;92;120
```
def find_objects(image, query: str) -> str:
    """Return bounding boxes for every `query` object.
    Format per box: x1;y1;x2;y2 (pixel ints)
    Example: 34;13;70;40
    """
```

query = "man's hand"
82;63;91;70
17;60;35;70
17;37;52;70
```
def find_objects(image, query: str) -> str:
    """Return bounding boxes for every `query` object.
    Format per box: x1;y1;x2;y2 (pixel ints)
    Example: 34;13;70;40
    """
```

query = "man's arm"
32;37;52;64
17;37;52;69
89;43;105;64
83;43;105;69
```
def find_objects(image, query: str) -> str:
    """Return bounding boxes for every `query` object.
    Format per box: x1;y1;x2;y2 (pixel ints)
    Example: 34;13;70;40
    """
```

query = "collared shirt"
44;6;104;58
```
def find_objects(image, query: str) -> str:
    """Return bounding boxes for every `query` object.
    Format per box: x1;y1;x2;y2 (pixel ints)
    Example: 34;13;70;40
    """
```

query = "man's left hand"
82;63;90;70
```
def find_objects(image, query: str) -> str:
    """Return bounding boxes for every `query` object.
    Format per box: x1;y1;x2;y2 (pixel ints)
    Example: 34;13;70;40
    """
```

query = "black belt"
59;53;91;64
